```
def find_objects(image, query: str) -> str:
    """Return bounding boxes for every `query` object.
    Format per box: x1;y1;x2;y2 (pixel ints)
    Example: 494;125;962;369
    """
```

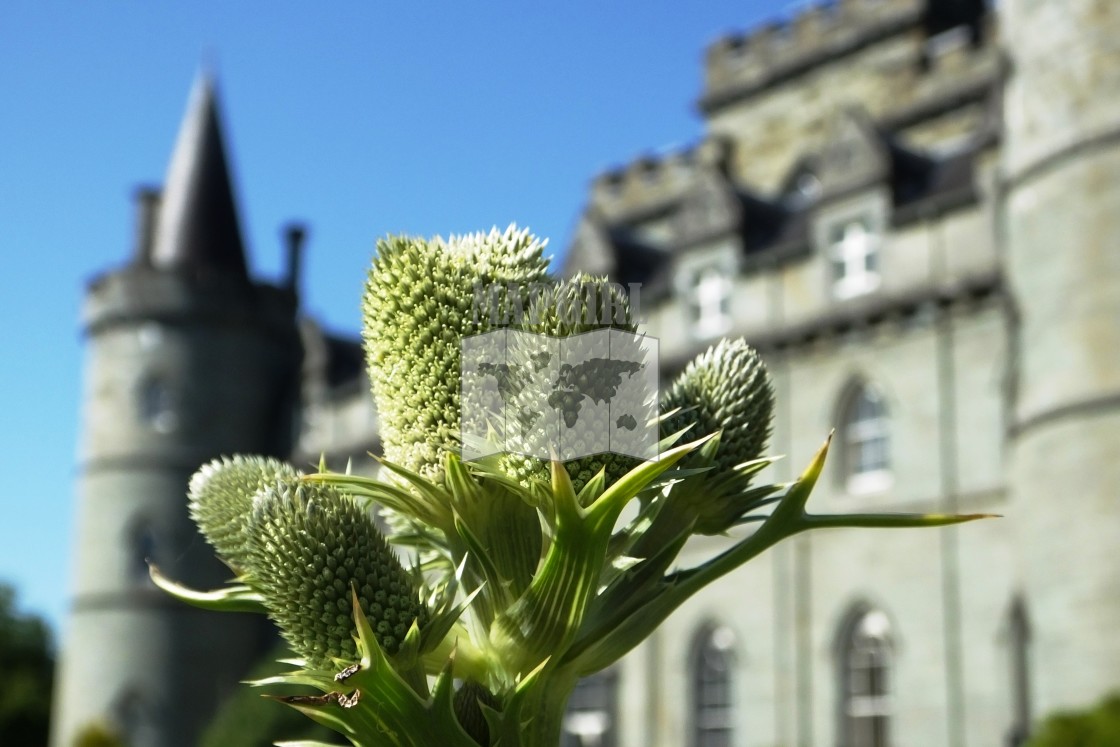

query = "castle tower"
1003;0;1120;715
52;76;303;747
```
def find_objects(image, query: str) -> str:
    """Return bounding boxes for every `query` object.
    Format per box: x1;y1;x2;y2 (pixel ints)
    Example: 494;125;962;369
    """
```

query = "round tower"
1003;0;1120;716
52;76;302;747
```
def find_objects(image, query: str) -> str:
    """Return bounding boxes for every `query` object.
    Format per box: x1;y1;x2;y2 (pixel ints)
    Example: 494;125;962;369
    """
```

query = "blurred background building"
53;0;1120;745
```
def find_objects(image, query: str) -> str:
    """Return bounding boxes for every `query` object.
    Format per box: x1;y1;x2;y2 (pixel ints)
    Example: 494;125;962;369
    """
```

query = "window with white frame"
829;218;880;300
561;670;617;747
692;625;736;747
687;265;732;339
840;609;892;747
839;383;891;494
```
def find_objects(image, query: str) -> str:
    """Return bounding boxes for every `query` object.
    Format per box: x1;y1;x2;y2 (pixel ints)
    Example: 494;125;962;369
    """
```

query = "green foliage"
1027;692;1120;747
156;225;992;746
200;644;338;747
0;583;53;747
70;721;125;747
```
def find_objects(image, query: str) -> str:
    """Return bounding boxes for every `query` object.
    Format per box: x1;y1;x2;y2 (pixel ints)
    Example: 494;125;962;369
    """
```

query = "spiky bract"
188;455;300;573
362;225;550;481
246;479;428;666
661;337;773;475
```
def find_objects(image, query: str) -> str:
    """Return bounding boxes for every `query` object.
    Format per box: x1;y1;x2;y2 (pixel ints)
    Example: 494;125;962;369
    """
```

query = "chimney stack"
283;222;307;297
133;186;161;264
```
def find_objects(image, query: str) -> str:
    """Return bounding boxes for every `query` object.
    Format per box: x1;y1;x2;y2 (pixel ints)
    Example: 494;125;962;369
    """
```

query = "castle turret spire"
53;74;301;747
150;72;248;279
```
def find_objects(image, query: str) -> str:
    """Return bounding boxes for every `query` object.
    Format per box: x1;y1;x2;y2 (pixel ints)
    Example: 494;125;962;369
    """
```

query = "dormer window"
829;218;880;300
688;265;732;339
786;172;822;209
795;173;821;203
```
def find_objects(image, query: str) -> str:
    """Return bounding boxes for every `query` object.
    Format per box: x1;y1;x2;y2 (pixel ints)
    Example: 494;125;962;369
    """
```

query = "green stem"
489;668;580;747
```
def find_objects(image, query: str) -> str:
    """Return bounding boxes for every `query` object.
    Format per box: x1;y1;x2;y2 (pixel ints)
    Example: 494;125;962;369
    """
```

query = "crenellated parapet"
591;149;698;218
589;137;738;221
701;0;925;114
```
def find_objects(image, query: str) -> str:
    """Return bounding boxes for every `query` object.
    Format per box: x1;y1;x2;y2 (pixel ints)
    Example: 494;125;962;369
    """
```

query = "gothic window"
838;382;891;494
136;373;179;433
112;687;151;745
839;608;893;747
126;519;157;584
829;218;880;300
692;624;736;747
1006;597;1032;747
562;670;618;747
687;265;732;339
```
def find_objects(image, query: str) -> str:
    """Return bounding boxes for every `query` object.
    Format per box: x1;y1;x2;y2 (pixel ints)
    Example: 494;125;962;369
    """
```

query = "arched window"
135;372;179;433
692;624;736;747
562;669;618;747
838;608;893;747
838;382;891;494
112;687;152;745
126;518;157;584
1006;597;1032;747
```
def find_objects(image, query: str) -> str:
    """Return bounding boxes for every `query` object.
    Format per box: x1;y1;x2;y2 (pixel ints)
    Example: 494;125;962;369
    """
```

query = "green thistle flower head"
661;338;773;474
362;225;550;481
524;273;636;337
187;455;299;573
245;479;428;666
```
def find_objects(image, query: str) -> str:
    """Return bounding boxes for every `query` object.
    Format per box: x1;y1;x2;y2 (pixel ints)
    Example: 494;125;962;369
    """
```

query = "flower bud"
187;455;299;572
453;680;499;746
662;338;774;475
362;226;550;481
246;480;428;665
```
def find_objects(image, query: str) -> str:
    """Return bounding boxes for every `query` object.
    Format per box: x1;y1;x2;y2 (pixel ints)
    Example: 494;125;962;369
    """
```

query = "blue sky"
0;2;792;637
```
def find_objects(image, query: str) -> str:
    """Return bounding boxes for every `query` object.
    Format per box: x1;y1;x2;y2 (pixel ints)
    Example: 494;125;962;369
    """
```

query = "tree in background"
200;643;336;747
0;583;53;746
1027;693;1120;747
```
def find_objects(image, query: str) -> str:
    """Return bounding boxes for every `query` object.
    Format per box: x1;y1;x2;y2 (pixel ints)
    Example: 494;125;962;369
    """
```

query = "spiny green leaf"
148;565;267;613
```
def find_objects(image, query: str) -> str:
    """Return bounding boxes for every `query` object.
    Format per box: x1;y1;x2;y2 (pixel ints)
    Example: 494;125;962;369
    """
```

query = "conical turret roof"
150;73;248;279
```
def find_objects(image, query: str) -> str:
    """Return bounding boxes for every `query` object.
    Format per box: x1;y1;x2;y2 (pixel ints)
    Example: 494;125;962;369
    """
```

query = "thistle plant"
154;224;991;747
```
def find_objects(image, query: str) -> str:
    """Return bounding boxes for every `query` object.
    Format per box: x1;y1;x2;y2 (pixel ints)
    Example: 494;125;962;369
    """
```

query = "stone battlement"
702;0;924;112
590;137;740;217
591;148;698;215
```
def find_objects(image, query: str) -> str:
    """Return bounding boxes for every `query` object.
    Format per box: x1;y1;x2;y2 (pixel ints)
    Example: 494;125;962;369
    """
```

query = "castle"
53;1;1120;745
